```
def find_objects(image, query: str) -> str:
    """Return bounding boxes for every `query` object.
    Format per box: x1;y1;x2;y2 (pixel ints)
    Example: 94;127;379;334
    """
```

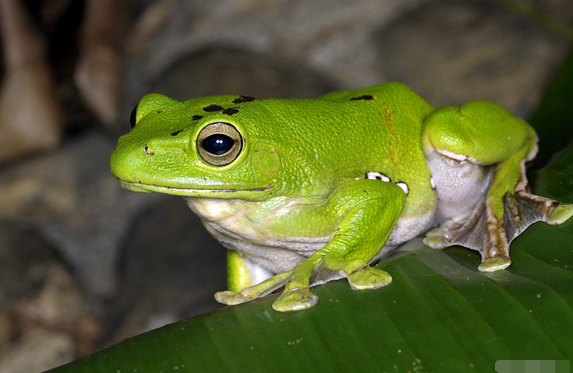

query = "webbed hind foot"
423;191;573;272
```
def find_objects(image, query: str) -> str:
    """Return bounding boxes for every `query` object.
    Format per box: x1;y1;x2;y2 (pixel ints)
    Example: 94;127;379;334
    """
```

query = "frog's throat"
118;180;273;197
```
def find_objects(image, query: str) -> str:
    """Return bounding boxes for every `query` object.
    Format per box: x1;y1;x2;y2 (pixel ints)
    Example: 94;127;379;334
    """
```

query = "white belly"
185;196;435;279
425;150;493;224
185;197;329;274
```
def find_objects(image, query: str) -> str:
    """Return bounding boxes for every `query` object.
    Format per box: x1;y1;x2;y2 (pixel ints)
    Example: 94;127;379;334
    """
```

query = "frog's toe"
423;223;460;249
272;289;318;312
214;290;252;305
546;203;573;225
347;267;392;290
478;257;512;272
423;235;447;249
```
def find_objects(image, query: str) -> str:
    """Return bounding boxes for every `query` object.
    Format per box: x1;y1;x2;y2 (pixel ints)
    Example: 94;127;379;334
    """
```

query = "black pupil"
202;134;234;155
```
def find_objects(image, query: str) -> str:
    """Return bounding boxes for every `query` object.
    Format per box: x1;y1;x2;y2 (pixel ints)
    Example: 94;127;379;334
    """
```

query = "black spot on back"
232;96;256;104
350;95;374;101
222;108;239;115
170;130;183;136
203;104;224;112
191;115;203;120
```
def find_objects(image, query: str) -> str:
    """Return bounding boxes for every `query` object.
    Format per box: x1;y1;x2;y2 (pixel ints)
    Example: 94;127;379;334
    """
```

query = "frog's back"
318;82;436;161
314;83;438;246
317;82;436;198
319;81;429;108
252;82;435;175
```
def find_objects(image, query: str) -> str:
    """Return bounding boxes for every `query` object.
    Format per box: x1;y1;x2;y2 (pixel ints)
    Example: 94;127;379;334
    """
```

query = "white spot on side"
396;181;409;196
430;176;436;190
366;172;390;182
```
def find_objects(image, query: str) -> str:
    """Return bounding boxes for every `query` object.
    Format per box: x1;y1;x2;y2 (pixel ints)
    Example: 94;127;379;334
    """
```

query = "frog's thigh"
272;180;406;312
422;101;534;165
421;101;566;272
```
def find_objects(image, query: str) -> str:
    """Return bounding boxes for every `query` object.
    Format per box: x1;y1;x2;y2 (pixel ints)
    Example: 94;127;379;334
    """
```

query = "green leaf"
48;144;573;373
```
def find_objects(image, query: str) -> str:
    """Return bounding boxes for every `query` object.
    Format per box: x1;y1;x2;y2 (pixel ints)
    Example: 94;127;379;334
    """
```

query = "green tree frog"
110;82;573;312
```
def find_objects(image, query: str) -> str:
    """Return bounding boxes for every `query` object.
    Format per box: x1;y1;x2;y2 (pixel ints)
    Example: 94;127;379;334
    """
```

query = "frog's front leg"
422;101;573;271
217;180;406;312
214;249;287;305
274;180;405;312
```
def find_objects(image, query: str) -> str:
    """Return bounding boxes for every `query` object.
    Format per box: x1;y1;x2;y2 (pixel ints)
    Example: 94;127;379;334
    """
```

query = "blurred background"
0;0;570;371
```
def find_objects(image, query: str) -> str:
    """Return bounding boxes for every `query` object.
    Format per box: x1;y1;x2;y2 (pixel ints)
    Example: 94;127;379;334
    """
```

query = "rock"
0;133;160;301
148;47;336;102
0;330;74;373
74;0;134;128
122;0;411;109
0;0;63;165
375;0;569;117
0;221;59;314
108;196;227;343
509;0;573;29
0;221;101;371
122;0;568;122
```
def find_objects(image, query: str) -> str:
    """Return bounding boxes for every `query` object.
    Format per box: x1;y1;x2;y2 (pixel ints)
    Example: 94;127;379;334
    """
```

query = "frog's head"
110;93;286;200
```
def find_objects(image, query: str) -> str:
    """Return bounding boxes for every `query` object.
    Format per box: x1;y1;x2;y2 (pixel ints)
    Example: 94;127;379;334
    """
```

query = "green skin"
110;82;573;312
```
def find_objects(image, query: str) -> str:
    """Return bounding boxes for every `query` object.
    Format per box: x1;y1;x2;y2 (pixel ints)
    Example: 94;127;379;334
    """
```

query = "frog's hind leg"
425;191;573;271
478;144;573;271
215;270;292;306
424;142;573;272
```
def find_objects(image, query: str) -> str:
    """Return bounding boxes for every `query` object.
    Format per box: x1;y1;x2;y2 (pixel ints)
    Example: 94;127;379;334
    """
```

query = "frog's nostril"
143;144;154;156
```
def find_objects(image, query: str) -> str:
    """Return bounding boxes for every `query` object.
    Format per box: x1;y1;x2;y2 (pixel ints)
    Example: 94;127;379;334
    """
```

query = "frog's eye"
197;122;243;166
129;104;138;128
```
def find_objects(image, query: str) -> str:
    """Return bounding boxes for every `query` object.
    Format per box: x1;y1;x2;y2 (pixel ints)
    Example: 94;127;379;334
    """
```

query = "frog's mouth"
118;180;273;197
